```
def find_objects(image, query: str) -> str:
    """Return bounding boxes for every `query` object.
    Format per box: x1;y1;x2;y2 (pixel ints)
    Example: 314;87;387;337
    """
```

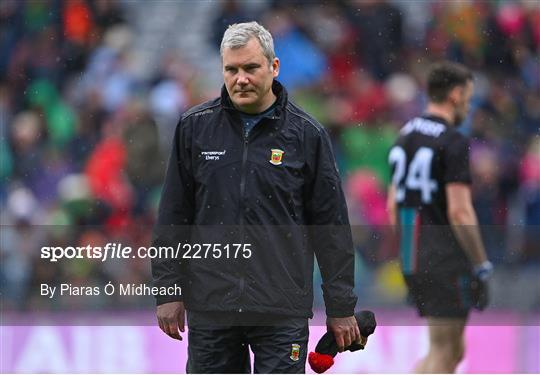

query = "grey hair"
220;21;275;65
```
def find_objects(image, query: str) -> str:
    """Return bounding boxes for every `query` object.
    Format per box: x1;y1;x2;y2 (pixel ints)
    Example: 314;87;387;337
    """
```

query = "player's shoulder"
180;97;222;122
286;101;326;136
439;125;469;149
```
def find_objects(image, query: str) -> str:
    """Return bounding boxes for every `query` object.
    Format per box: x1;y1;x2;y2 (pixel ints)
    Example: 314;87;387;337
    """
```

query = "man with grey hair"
152;21;360;373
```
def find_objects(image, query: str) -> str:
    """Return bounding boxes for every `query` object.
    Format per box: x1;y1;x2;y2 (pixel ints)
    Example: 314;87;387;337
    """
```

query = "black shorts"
404;273;473;318
186;311;309;374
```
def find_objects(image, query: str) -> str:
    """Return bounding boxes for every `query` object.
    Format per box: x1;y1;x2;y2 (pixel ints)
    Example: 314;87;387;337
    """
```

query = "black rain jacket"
151;80;357;318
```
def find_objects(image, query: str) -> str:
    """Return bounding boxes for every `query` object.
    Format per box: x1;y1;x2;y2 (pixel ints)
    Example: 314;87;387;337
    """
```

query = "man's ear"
448;85;463;105
272;58;280;78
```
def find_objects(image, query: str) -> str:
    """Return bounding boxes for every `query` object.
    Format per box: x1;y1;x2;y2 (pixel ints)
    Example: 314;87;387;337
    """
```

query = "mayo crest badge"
269;149;284;165
290;343;300;361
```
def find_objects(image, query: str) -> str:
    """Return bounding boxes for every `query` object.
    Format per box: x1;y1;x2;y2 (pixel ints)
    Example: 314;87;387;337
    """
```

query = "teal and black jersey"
389;115;472;275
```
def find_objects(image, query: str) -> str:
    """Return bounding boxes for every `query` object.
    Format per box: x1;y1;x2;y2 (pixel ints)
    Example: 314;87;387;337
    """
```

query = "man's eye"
225;68;237;73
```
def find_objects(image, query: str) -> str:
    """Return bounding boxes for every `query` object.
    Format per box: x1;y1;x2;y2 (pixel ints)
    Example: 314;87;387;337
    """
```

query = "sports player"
387;61;493;373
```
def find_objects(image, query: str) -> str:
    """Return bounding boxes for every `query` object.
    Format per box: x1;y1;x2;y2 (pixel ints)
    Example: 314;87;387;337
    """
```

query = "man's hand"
327;316;360;352
471;276;490;311
157;301;185;340
471;260;493;311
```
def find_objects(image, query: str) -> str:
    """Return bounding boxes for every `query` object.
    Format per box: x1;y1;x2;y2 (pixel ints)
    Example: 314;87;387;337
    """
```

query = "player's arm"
152;120;195;340
304;126;359;351
443;132;491;273
386;183;397;227
446;183;488;267
444;134;492;310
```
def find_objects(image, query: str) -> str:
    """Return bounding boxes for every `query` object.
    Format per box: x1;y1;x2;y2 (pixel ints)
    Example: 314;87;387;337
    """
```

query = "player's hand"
471;277;489;311
327;316;360;352
471;261;493;311
157;301;185;340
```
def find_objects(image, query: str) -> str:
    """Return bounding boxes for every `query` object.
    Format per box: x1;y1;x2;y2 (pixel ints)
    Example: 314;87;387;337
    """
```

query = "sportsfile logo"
201;150;226;161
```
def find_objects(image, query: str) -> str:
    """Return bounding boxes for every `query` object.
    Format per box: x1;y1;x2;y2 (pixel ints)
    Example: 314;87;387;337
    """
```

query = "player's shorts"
404;273;473;318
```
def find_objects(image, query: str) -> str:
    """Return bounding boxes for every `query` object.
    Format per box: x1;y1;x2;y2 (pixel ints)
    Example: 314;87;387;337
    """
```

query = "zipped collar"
221;79;287;119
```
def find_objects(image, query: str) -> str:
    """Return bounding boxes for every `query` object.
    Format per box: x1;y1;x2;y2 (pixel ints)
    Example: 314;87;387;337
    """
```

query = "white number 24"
389;146;437;203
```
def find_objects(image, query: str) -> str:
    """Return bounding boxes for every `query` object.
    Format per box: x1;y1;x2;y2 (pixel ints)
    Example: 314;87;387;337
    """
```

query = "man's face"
222;37;279;114
454;80;474;125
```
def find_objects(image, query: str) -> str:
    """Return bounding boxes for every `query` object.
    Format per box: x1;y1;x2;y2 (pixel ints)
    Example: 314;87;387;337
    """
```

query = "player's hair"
427;61;473;103
220;21;275;66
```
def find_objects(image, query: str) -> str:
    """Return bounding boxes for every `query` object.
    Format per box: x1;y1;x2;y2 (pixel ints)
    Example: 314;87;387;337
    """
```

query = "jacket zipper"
237;129;249;312
239;129;249;225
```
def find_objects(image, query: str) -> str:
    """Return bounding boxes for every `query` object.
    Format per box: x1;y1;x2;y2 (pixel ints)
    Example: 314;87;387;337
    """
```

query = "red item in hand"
308;352;334;374
308;311;377;373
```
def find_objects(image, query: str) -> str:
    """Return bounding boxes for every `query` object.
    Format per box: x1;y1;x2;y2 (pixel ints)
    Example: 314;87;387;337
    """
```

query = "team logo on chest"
269;149;284;165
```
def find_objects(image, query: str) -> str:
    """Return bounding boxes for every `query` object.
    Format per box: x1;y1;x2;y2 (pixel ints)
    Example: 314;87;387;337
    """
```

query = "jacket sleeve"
151;120;195;305
304;126;357;318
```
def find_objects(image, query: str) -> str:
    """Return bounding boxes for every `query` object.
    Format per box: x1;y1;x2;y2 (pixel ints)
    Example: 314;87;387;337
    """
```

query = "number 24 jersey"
389;115;472;275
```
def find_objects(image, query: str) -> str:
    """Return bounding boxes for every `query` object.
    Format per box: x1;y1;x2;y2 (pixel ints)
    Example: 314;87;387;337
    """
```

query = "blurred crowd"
1;0;539;310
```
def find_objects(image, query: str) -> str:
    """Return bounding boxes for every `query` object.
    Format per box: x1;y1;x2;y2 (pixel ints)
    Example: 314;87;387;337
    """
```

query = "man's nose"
237;73;249;85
